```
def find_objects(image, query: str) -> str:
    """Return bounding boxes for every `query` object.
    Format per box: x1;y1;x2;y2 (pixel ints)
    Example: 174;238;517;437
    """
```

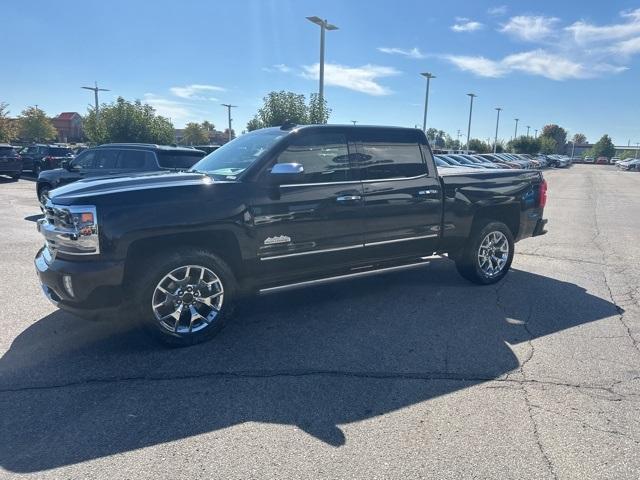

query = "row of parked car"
433;151;572;171
614;157;640;171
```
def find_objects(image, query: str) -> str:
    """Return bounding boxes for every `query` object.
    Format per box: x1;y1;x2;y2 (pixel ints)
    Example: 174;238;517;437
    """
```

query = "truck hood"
49;171;214;202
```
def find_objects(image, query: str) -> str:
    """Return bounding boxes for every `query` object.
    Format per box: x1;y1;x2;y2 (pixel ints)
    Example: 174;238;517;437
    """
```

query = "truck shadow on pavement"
0;259;622;472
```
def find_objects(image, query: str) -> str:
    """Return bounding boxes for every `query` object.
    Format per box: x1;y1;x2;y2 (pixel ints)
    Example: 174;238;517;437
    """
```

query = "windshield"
190;129;286;179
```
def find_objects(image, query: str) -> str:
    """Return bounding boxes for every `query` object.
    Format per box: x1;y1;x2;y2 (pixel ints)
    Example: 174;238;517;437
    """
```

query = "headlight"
37;203;100;255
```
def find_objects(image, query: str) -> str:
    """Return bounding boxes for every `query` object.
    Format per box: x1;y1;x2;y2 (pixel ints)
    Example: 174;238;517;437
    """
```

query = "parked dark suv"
20;144;74;175
36;143;206;203
0;144;23;180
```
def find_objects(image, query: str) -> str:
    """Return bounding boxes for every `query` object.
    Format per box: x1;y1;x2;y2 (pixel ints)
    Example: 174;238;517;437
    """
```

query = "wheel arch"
123;230;245;286
471;203;520;239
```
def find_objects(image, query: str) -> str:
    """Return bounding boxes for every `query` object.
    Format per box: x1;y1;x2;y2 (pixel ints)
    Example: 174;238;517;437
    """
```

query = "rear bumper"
0;160;22;174
35;246;126;318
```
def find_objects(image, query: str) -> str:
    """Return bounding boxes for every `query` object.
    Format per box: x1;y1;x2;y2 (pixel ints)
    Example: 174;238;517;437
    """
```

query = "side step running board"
258;259;432;295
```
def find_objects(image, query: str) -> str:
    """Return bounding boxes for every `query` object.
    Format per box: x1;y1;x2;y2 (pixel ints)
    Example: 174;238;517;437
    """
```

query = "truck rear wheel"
454;221;514;285
130;249;237;346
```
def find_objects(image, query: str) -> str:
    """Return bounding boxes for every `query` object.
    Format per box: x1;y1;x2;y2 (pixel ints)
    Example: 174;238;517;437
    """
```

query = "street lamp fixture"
306;16;338;113
420;72;435;132
526;125;531;137
514;118;519;139
465;93;476;152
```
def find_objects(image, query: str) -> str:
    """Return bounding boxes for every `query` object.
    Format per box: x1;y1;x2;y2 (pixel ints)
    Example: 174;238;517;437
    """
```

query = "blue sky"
3;0;640;145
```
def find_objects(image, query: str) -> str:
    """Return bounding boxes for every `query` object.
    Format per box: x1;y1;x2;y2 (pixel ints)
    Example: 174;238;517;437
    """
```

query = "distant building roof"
56;112;81;120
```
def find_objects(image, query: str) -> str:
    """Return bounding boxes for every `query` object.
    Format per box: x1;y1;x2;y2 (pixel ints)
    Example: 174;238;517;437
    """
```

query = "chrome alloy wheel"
151;265;224;334
477;231;509;277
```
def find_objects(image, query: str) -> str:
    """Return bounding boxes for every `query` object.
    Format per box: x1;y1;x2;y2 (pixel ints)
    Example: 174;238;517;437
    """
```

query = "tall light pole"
221;104;237;142
82;81;110;122
307;16;338;114
570;140;576;158
351;120;357;125
420;72;435;132
526;125;531;137
465;93;476;151
534;129;538;138
493;107;502;153
636;142;639;159
514;118;519;139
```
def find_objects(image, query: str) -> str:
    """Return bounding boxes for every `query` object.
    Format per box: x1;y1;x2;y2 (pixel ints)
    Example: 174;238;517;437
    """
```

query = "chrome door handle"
336;195;362;202
417;189;439;196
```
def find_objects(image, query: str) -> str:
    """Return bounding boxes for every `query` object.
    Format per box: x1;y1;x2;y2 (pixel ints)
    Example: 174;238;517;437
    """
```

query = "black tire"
38;184;51;204
128;248;237;347
454;221;514;285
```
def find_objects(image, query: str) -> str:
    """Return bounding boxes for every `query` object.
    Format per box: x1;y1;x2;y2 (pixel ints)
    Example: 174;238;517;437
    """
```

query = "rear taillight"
539;179;548;208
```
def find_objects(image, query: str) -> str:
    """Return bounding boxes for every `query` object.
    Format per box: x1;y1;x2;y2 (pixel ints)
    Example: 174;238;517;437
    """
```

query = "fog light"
63;275;75;298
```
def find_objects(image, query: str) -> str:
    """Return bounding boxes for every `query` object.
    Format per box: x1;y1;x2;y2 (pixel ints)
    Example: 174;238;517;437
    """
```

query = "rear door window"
94;149;119;170
354;130;427;180
117;150;154;170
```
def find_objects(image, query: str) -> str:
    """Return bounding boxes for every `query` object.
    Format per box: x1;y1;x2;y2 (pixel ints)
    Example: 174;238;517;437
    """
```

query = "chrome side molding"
258;259;432;295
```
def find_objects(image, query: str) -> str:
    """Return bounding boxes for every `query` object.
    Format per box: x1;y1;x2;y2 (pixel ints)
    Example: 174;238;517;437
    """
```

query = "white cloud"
444;55;506;77
378;47;426;59
488;5;508;16
262;64;292;73
566;8;640;44
501;50;589;80
301;63;400;96
143;94;194;121
444;49;626;81
612;36;640;56
169;84;225;100
451;18;484;32
500;15;560;41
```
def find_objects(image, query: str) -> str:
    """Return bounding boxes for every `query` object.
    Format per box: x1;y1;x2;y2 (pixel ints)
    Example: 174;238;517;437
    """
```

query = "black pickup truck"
35;125;548;346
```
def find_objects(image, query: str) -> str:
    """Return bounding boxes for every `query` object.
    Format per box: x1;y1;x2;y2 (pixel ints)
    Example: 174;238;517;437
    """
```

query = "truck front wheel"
130;249;237;346
454;221;514;285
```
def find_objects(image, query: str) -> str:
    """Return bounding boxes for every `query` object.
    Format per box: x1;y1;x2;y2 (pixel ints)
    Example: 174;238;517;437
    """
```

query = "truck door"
249;129;366;284
353;128;442;259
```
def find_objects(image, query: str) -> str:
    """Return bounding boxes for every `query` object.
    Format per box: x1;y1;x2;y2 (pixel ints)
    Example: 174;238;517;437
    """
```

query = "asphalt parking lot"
1;165;639;479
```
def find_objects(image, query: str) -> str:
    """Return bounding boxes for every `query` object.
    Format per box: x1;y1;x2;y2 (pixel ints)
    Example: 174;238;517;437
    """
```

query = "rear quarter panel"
439;169;544;252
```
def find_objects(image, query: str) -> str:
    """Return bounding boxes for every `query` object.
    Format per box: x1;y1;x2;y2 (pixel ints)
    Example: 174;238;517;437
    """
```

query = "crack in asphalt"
517;252;606;266
602;270;640;354
492;281;557;479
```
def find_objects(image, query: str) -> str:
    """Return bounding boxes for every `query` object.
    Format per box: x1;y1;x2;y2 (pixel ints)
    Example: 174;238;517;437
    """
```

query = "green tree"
18;106;57;142
201;120;215;132
571;133;587;145
426;128;446;148
247;90;332;131
539;136;556;154
508;135;540;154
0;102;17;142
182;122;208;145
308;93;331;124
589;134;616;159
444;134;461;150
246;117;264;132
540;124;567;154
619;150;637;160
256;91;308;127
84;97;174;145
467;138;491;153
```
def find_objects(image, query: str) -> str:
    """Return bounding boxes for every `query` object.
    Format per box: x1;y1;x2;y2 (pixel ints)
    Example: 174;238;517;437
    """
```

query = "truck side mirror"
269;163;304;184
